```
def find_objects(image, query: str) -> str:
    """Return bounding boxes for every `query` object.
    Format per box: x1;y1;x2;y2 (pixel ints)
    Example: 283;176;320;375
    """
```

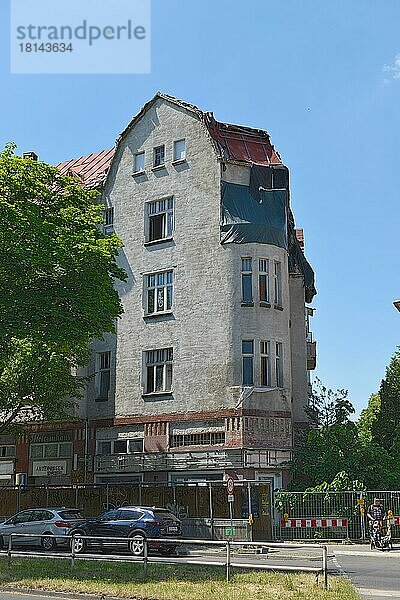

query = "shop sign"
32;460;67;476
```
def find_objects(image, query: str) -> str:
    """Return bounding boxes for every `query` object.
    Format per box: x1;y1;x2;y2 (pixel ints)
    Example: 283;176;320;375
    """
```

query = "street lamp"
393;300;400;312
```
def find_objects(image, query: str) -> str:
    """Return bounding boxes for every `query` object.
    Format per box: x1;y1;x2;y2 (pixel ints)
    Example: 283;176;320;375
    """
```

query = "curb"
0;585;123;600
0;585;146;600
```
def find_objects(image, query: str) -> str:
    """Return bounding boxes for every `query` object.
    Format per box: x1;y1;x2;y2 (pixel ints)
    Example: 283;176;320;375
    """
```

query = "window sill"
142;391;173;400
274;304;284;311
172;158;186;166
95;397;109;403
144;310;173;319
132;170;146;178
151;164;166;172
144;237;173;247
241;301;254;307
259;301;271;308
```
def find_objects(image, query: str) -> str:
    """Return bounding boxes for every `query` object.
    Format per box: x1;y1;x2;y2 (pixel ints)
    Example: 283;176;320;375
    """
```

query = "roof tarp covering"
221;181;288;249
220;164;316;303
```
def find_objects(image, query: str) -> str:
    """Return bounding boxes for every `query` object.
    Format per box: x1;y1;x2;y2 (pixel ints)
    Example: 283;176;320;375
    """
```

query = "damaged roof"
57;148;115;189
56;93;281;188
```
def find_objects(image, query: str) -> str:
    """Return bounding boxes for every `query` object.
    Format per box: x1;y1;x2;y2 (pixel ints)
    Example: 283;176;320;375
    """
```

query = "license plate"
168;526;178;532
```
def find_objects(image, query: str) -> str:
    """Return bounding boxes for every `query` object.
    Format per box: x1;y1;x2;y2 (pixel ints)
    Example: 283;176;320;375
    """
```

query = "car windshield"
58;510;84;519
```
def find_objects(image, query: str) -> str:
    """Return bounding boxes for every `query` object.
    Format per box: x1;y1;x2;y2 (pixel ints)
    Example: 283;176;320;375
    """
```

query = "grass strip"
0;558;359;600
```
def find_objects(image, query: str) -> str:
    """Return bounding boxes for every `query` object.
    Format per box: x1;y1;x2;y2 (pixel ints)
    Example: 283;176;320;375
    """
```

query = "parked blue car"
69;506;182;556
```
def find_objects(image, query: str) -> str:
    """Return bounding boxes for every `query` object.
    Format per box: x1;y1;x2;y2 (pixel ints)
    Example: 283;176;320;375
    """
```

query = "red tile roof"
204;115;281;166
56;94;282;188
57;148;115;189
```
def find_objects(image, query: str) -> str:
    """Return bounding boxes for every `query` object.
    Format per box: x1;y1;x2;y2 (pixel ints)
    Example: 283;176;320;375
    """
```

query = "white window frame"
275;342;284;388
134;151;145;174
29;442;72;459
96;351;111;400
96;439;143;455
145;270;173;315
173;139;186;162
260;341;271;387
144;348;173;395
274;260;283;307
0;445;15;458
258;258;270;303
241;257;253;303
145;197;174;243
103;206;114;233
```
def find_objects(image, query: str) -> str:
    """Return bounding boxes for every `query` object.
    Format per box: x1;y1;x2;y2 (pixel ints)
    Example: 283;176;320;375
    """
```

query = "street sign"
226;477;234;494
227;494;234;503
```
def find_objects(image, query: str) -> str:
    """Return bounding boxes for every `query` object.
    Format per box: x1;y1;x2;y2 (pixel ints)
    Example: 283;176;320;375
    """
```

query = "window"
260;341;271;387
103;207;114;233
97;439;144;455
134;152;145;173
274;261;282;307
153;145;165;167
145;348;173;394
242;340;254;386
145;270;173;315
96;351;111;400
173;139;186;161
259;259;269;303
146;198;174;243
30;442;72;459
276;342;284;388
0;445;15;458
241;258;253;303
118;510;143;520
97;441;111;456
170;432;225;448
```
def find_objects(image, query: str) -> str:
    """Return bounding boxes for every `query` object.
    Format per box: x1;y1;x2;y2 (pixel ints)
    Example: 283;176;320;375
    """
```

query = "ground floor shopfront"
0;412;291;491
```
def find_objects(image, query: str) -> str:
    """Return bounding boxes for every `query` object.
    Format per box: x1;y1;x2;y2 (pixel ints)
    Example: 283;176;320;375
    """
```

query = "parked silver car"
0;508;84;551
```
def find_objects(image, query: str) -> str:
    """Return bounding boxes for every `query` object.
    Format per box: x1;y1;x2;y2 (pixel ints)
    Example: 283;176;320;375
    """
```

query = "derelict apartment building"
0;94;316;489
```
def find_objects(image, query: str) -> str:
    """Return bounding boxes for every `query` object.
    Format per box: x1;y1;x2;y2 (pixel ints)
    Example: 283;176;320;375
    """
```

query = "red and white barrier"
281;518;347;528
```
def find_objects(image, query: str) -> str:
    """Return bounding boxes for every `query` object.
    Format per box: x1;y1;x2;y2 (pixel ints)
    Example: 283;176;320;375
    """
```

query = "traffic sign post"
226;477;235;534
226;477;234;494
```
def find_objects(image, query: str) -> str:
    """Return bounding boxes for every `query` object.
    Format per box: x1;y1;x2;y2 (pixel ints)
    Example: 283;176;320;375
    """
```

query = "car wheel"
71;532;86;554
41;534;56;551
128;533;145;556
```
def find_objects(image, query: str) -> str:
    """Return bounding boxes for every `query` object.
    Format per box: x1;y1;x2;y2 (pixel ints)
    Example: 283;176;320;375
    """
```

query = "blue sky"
1;0;399;415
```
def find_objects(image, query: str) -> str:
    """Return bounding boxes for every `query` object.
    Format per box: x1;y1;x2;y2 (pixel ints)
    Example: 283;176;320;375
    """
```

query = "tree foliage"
290;377;399;490
371;349;400;452
0;143;126;432
358;392;380;444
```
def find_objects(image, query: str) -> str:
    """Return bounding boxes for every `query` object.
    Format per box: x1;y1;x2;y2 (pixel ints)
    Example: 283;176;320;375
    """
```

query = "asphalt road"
332;544;400;599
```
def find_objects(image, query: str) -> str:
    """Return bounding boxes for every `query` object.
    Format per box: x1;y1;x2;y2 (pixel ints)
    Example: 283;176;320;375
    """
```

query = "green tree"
290;378;357;489
371;349;400;451
290;379;398;490
358;392;381;443
0;144;126;432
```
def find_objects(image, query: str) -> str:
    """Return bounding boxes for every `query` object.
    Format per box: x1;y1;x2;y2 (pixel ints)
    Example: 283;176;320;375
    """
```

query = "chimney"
23;151;38;161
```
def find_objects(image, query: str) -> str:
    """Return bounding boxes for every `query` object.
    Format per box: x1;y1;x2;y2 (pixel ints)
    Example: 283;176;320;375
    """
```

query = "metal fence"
273;490;400;541
0;480;266;542
0;532;328;588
